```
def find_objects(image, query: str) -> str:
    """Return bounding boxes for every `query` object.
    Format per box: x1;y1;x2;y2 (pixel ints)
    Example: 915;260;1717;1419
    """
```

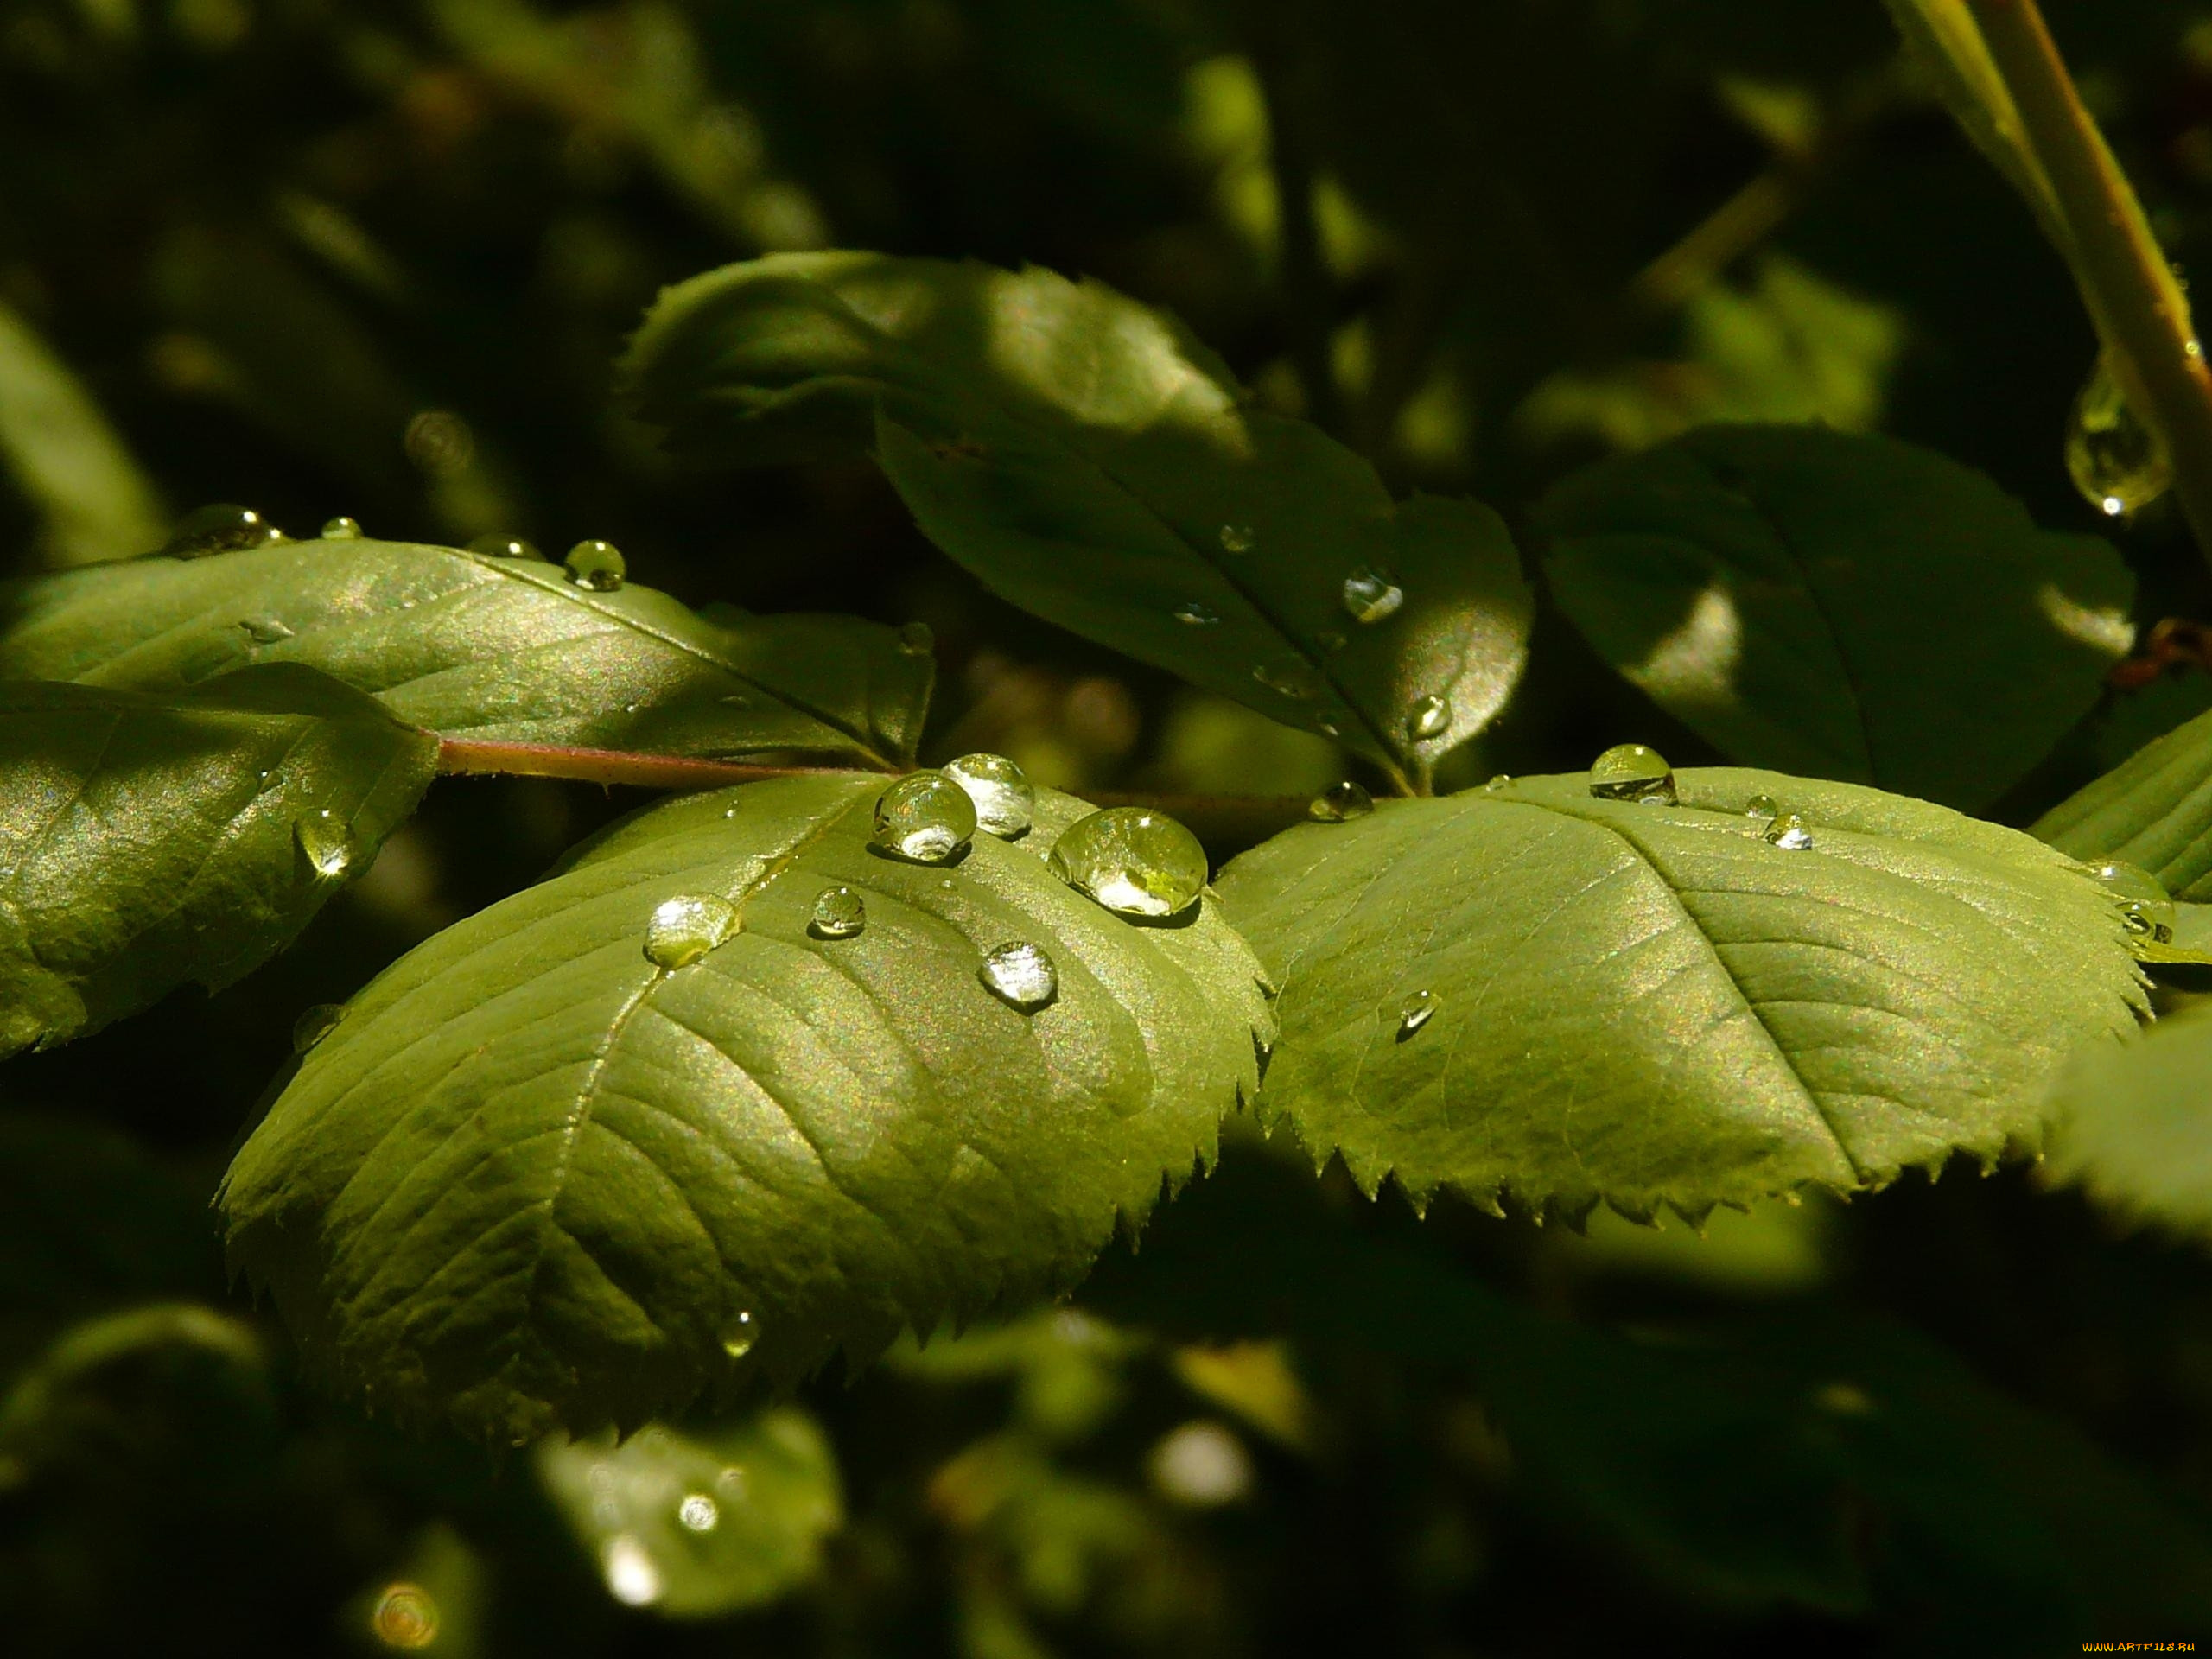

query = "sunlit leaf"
2036;702;2212;900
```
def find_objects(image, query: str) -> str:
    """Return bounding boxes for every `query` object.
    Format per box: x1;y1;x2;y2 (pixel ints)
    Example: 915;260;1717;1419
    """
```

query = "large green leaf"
623;252;1530;789
0;533;931;769
219;775;1272;1440
0;665;436;1058
2044;1001;2212;1243
2035;703;2212;899
1214;766;2147;1218
1536;424;2133;811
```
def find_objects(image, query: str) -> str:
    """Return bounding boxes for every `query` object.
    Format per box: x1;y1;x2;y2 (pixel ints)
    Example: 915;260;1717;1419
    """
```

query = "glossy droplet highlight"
468;532;541;559
2092;859;2176;944
320;516;363;540
721;1312;757;1359
1173;601;1221;627
564;539;626;590
1587;743;1676;805
1049;806;1207;918
162;503;283;558
371;1583;439;1650
292;1003;343;1055
944;753;1035;838
2067;354;2171;517
1745;792;1779;823
1396;989;1438;1039
872;772;977;864
601;1535;664;1606
240;616;294;645
677;1493;719;1533
644;893;738;969
810;886;865;939
1406;695;1452;742
294;810;354;880
1309;781;1373;822
899;621;935;657
1764;812;1814;851
1218;524;1255;554
1483;774;1513;792
1341;565;1404;624
979;941;1058;1011
1252;663;1320;701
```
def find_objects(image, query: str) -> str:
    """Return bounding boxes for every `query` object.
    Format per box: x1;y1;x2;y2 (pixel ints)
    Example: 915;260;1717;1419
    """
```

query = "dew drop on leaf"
371;1584;439;1651
239;615;295;645
1406;695;1453;743
1745;792;1779;823
162;503;283;558
468;533;541;560
676;1493;719;1533
809;885;866;939
1586;743;1675;804
1048;805;1207;918
1340;565;1404;624
643;893;739;969
2091;858;2176;944
1308;781;1373;822
1764;812;1814;851
979;941;1058;1011
2066;353;2172;518
292;1003;344;1055
721;1312;757;1359
320;516;363;541
1252;663;1319;701
563;539;626;590
1395;988;1438;1039
871;772;977;864
601;1535;664;1606
294;810;355;880
1173;601;1221;627
1483;774;1513;792
943;752;1035;837
1218;523;1255;554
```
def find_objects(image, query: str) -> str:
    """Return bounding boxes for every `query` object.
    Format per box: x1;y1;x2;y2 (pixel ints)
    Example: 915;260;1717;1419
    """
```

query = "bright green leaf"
2045;1001;2212;1243
0;533;931;768
0;664;437;1058
219;776;1272;1440
1215;766;2146;1218
2035;702;2212;900
1537;423;2133;811
622;252;1531;788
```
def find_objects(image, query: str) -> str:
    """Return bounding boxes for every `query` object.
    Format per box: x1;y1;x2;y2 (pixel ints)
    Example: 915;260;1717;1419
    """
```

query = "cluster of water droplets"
2067;354;2173;518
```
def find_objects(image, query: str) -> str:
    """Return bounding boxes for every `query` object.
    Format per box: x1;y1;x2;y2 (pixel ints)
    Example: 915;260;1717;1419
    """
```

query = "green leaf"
2045;1001;2212;1243
536;1410;842;1616
219;775;1273;1440
622;252;1531;788
1214;766;2147;1218
1536;424;2134;811
0;533;931;770
2035;702;2212;900
0;664;437;1058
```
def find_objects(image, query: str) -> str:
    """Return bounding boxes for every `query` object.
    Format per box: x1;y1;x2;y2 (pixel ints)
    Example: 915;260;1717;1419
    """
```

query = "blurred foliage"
9;0;2212;1652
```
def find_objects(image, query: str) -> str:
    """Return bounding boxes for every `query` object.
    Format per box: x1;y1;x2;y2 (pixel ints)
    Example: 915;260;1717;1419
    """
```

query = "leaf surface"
623;252;1530;787
2035;703;2212;900
219;775;1272;1440
0;665;436;1058
0;534;930;768
2045;1002;2212;1244
0;296;166;568
1215;766;2146;1217
1537;424;2133;810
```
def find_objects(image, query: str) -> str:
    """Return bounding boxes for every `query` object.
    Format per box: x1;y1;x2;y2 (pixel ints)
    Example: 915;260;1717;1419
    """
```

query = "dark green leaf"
1537;424;2133;810
2045;1001;2212;1243
1215;767;2146;1218
0;664;437;1058
0;533;931;769
2036;702;2212;899
219;776;1272;1440
623;253;1530;788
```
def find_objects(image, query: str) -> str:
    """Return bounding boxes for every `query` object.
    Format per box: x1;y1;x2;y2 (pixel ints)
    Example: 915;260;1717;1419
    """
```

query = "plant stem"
1972;0;2212;562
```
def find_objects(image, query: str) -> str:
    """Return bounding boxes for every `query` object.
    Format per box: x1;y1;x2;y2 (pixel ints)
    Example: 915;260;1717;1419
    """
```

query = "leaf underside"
1216;766;2147;1221
219;776;1273;1440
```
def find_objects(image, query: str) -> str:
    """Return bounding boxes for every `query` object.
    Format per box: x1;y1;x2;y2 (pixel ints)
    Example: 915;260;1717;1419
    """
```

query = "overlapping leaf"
623;252;1530;788
2035;704;2212;899
2045;1002;2212;1244
1215;766;2147;1219
0;664;436;1058
1537;424;2133;811
0;533;931;768
219;776;1272;1440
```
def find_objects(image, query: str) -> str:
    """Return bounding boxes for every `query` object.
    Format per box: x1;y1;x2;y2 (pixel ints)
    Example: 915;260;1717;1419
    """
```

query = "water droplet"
979;941;1058;1011
468;533;541;560
1317;720;1340;738
721;1312;757;1358
872;772;976;864
1586;743;1676;804
2067;353;2171;517
899;621;935;657
809;886;865;939
2091;859;2176;944
1395;989;1438;1039
563;539;626;591
320;516;363;540
372;1583;440;1650
292;1003;343;1055
294;810;355;880
1252;662;1320;700
644;893;739;969
239;616;294;645
943;753;1035;838
162;503;283;558
1048;806;1207;918
1309;781;1373;822
1218;524;1255;554
1745;792;1779;823
1341;565;1405;624
1764;812;1814;851
1483;774;1513;792
677;1493;719;1533
601;1535;664;1606
1406;695;1452;742
1173;601;1221;627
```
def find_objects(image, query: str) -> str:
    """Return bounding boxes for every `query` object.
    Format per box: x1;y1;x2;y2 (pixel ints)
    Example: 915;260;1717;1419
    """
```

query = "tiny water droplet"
1341;565;1405;624
899;621;935;657
468;533;541;560
872;772;977;863
1049;806;1207;918
2067;353;2171;517
162;503;283;559
1309;781;1373;822
1395;989;1438;1039
1317;720;1341;738
979;941;1058;1011
810;885;866;939
944;753;1035;838
1587;743;1676;804
563;539;626;591
721;1312;757;1358
2091;859;2176;944
1745;792;1779;823
1173;601;1221;627
644;893;738;969
1252;662;1320;700
1483;774;1512;792
1218;524;1255;554
294;810;354;880
292;1003;343;1054
1406;695;1452;742
319;515;363;540
239;615;295;645
677;1493;719;1533
601;1535;664;1606
1764;812;1814;851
